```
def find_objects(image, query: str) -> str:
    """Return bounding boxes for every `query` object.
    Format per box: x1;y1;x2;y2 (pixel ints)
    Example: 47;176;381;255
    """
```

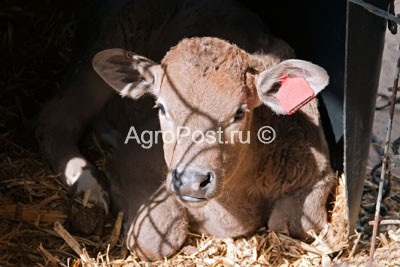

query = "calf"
36;0;335;261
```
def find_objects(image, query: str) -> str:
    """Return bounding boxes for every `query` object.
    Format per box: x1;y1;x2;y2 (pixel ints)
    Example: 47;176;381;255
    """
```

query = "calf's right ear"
93;49;163;98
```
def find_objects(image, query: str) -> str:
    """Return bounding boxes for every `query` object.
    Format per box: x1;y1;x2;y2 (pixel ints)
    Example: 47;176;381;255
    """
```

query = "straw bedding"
0;1;399;266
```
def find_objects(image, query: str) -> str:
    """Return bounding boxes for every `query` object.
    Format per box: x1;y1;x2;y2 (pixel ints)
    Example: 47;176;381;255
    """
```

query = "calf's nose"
171;168;214;200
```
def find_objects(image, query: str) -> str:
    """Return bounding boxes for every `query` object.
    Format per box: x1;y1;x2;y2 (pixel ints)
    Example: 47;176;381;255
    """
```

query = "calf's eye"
233;104;248;122
159;104;166;115
155;102;166;116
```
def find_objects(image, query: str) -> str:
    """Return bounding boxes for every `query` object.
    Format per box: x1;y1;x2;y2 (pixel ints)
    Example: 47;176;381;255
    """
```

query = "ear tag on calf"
275;76;315;115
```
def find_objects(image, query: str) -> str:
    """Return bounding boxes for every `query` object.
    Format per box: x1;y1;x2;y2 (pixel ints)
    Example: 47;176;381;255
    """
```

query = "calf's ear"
255;59;329;115
93;49;163;98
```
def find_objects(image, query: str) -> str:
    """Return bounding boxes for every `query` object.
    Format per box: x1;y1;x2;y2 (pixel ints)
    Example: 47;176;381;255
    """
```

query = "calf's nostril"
200;172;213;188
172;169;182;190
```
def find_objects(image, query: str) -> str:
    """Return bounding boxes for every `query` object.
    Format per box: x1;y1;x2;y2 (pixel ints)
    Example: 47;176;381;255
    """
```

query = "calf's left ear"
255;59;329;115
93;49;163;98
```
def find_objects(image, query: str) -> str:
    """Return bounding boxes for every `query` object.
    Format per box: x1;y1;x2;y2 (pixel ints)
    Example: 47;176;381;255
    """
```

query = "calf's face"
93;37;329;206
154;38;262;205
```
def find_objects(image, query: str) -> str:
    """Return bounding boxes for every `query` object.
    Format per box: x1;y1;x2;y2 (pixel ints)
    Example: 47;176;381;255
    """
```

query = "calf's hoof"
69;201;107;235
65;159;110;235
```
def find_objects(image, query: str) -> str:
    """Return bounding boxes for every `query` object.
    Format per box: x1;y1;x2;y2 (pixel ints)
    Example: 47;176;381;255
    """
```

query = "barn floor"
0;0;399;266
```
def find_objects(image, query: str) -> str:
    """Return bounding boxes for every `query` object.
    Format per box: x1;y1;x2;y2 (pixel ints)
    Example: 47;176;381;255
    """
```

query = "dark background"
0;0;346;168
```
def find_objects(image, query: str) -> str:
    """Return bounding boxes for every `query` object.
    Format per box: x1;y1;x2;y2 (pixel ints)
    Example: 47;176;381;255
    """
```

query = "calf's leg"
127;186;188;261
268;173;336;240
36;68;113;232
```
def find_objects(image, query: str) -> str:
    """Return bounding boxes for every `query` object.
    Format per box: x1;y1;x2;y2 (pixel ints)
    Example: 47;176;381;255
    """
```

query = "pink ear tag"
275;76;315;115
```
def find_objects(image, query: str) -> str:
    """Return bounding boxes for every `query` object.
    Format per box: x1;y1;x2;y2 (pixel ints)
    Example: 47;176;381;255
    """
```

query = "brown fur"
37;0;335;262
92;37;335;261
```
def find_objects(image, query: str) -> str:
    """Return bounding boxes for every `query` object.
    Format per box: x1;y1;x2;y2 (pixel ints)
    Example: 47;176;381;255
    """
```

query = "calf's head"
93;37;328;206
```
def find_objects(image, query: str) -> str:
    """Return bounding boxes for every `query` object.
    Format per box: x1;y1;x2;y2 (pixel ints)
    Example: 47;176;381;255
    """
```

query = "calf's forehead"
160;67;248;114
159;37;255;115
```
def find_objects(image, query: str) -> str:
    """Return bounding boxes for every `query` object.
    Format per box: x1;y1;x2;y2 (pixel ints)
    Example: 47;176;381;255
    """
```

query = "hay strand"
0;203;67;223
37;243;58;267
54;221;96;266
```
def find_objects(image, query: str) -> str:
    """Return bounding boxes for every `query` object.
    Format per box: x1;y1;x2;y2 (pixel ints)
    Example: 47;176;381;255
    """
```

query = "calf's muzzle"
171;168;215;203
